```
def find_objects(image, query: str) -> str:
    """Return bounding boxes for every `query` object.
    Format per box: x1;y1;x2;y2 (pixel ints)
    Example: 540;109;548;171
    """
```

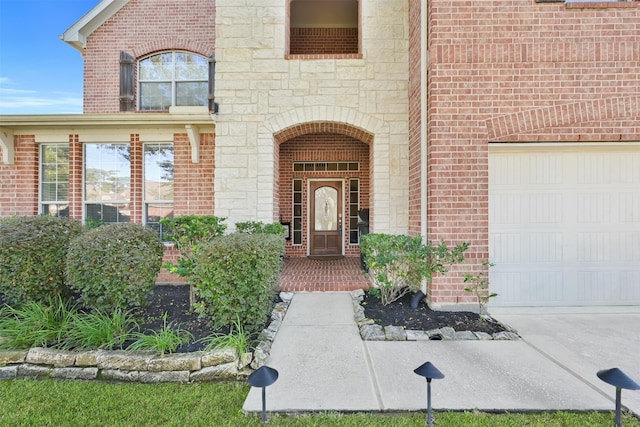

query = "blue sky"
0;0;98;115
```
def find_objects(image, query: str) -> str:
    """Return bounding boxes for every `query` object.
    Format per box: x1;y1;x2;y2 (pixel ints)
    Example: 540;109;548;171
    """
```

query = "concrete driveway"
491;306;640;416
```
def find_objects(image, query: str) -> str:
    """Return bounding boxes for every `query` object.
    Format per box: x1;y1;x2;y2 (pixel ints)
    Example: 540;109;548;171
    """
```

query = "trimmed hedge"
235;221;285;236
66;223;164;313
0;216;83;306
191;233;284;332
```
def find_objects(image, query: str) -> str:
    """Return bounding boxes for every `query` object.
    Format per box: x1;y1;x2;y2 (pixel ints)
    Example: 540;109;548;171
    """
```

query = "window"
138;52;208;110
349;178;360;244
84;144;131;225
292;179;303;245
40;144;69;217
144;143;174;239
288;0;359;56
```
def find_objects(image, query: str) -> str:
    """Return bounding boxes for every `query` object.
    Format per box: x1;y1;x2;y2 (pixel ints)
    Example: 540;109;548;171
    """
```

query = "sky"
0;0;98;115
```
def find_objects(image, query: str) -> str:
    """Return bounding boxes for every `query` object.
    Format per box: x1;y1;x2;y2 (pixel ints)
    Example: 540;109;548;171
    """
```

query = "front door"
309;181;342;256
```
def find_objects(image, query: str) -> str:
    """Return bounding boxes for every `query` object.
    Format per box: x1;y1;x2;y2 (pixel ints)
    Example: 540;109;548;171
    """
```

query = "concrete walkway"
243;293;639;415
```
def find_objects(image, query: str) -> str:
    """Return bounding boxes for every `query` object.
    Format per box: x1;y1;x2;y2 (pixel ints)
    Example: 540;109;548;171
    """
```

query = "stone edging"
350;290;520;341
0;299;290;383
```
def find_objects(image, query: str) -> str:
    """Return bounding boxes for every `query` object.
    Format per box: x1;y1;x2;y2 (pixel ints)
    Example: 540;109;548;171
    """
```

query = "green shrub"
0;215;83;306
0;296;77;349
66;223;164;313
191;233;284;332
159;215;227;278
360;234;469;305
235;220;285;236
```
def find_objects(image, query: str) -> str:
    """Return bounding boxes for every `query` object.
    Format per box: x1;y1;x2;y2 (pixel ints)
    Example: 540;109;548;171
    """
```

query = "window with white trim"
144;143;174;239
40;144;69;217
84;144;131;225
138;51;208;110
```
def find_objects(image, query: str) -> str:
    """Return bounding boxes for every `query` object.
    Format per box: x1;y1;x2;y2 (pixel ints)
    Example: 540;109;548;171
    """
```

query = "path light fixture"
597;368;640;427
248;365;279;423
414;361;445;427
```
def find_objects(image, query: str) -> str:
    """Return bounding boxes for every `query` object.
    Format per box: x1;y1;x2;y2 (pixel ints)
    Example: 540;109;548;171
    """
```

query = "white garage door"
489;144;640;306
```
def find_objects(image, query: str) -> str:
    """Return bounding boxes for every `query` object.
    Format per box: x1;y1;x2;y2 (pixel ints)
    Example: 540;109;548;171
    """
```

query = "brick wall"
279;132;370;258
0;132;214;284
0;136;38;217
289;28;358;55
407;0;422;237
82;0;215;113
425;0;640;304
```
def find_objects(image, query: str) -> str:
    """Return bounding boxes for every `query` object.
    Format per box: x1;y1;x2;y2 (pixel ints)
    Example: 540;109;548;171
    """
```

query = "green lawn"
1;379;638;426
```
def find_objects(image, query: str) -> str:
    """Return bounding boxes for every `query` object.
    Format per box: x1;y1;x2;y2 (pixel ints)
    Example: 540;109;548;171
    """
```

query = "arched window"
138;51;208;110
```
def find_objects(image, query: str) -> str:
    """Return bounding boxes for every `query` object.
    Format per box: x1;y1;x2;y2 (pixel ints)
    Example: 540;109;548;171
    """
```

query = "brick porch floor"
278;256;372;292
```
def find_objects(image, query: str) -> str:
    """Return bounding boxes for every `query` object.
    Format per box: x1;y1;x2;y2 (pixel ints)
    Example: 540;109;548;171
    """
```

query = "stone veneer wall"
214;0;409;234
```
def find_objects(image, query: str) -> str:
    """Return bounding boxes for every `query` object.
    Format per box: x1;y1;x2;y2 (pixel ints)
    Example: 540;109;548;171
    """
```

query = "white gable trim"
61;0;130;52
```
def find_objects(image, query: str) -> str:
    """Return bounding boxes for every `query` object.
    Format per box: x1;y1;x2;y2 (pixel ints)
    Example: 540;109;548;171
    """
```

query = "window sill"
285;53;363;60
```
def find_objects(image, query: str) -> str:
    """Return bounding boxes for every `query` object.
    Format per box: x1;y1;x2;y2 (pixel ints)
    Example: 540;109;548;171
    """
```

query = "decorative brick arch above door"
257;106;405;236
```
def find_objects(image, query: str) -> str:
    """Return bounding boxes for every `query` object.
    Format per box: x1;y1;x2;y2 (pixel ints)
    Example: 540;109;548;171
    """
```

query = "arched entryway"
275;122;372;258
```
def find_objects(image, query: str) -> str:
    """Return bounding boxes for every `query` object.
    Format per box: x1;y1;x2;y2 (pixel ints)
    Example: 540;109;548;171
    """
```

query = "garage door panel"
490;146;640;306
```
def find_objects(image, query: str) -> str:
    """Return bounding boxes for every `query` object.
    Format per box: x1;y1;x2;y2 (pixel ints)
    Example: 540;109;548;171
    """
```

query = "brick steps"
279;256;371;292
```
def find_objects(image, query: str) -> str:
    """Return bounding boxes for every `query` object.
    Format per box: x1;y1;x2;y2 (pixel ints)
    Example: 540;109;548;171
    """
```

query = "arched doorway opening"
275;123;372;258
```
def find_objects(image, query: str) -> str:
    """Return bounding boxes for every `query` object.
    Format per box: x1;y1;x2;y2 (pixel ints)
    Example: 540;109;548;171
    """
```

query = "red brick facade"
289;28;358;55
423;0;640;303
0;136;38;216
2;0;639;302
82;0;215;113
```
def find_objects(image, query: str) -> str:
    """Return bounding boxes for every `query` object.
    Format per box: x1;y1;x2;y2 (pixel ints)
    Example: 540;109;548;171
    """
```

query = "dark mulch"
134;284;216;353
361;291;508;335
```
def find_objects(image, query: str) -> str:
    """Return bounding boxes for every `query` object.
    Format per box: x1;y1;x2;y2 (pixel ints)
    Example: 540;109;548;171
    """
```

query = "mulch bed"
1;286;509;353
360;291;508;335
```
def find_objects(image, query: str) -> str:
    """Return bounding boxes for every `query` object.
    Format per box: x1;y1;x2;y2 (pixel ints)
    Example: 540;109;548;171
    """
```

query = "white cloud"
0;79;82;114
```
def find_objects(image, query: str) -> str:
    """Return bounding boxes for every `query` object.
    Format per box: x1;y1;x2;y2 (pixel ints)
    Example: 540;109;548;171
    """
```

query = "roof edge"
60;0;131;52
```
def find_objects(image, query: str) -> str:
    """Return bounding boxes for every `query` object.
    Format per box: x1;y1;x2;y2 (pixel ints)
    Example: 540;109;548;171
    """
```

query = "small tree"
360;234;468;305
464;260;498;318
159;215;227;278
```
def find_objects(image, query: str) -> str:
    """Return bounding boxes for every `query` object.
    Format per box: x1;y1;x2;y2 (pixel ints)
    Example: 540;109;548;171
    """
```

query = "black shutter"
119;51;135;111
208;53;218;113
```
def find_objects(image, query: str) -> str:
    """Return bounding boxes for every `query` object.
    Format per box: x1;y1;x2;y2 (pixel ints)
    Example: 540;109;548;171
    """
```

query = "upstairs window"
138;52;208;111
288;0;360;56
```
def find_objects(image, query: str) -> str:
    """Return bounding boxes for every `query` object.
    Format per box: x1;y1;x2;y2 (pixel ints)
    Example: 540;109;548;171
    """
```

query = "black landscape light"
414;361;445;426
248;365;279;423
597;368;640;427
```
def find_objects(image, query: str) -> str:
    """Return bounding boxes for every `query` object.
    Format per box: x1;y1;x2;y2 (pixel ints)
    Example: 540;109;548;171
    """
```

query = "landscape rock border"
350;290;520;341
0;297;291;383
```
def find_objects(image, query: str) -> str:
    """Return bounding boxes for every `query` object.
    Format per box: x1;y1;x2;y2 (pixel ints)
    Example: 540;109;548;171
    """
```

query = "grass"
127;312;193;356
63;307;138;350
0;296;77;349
1;379;638;427
198;316;254;355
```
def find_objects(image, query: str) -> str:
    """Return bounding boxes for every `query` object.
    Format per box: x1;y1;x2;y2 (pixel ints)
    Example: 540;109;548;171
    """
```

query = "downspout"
421;0;429;295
